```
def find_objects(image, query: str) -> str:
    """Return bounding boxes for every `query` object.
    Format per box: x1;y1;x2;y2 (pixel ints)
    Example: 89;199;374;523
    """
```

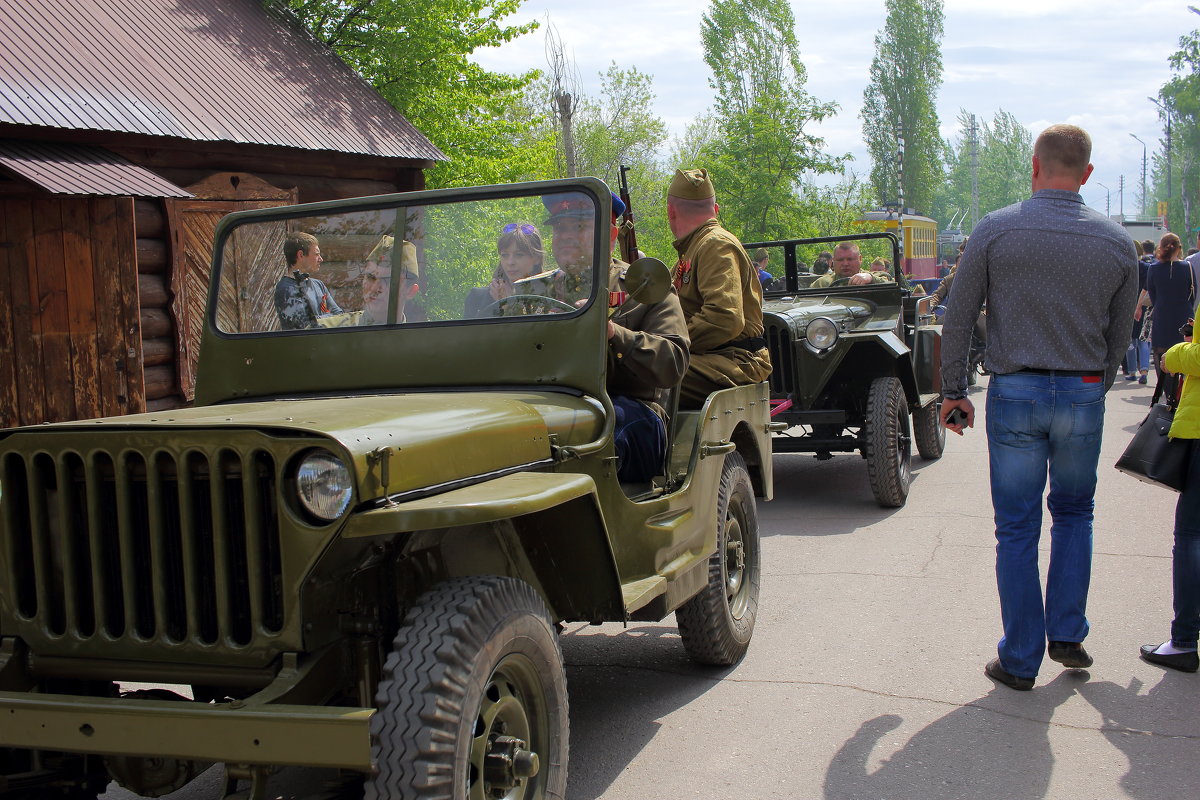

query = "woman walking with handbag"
1144;233;1195;402
1141;319;1200;672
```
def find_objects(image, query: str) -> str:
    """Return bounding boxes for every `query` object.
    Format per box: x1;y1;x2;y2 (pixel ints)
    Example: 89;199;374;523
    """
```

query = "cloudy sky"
473;0;1199;221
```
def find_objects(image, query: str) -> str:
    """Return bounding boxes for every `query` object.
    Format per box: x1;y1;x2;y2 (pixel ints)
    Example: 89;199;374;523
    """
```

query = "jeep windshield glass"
212;190;601;334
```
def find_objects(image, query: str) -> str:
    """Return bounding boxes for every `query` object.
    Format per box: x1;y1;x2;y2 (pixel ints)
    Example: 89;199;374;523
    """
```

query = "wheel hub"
484;734;540;790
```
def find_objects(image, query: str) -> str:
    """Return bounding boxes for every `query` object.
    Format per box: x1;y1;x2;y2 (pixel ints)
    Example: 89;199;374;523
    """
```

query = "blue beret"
610;191;626;218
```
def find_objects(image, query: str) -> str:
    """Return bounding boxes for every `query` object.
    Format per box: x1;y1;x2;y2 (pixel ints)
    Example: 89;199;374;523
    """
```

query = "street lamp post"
1096;182;1111;217
1130;133;1148;216
1150;96;1172;221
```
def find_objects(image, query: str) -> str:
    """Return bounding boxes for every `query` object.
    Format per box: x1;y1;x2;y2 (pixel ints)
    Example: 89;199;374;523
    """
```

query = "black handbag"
1115;401;1192;492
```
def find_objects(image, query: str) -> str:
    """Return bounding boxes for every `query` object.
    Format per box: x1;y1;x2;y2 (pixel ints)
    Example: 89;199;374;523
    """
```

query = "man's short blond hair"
833;241;860;254
1034;124;1092;177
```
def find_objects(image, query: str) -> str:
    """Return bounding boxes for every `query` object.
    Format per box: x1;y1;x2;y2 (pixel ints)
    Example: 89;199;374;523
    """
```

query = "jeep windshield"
211;187;605;335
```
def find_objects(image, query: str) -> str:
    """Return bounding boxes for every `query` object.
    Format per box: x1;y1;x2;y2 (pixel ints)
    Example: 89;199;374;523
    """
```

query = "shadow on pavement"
560;624;727;800
822;670;1084;800
1076;674;1200;798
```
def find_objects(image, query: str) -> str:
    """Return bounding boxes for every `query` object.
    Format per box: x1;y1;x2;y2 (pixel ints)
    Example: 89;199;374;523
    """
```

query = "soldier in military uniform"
545;189;690;482
810;242;894;288
542;192;598;304
666;168;771;407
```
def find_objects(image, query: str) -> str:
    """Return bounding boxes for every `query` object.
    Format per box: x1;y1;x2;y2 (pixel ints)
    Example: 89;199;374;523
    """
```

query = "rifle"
617;164;638;264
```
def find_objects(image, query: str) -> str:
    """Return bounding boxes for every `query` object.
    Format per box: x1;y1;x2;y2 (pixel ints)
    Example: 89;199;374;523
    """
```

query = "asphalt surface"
103;374;1194;800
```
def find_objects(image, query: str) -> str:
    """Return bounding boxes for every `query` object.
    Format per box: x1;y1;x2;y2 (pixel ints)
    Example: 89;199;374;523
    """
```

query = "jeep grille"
765;324;795;396
1;447;284;648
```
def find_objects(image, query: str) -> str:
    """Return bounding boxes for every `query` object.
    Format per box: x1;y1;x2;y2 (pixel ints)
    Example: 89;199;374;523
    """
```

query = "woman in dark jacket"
1145;233;1195;394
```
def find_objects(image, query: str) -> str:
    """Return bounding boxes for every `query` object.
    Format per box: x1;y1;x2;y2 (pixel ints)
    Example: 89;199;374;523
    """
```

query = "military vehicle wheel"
366;576;568;800
676;451;760;666
864;377;912;507
912;400;945;460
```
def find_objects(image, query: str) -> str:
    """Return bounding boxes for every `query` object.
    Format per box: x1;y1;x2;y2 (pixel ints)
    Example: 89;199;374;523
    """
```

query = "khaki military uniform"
810;270;894;289
607;261;689;418
671;219;771;406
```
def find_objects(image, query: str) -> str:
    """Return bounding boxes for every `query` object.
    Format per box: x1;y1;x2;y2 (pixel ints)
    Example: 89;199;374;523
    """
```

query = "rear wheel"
864;377;912;507
676;451;761;666
913;399;945;460
366;577;568;800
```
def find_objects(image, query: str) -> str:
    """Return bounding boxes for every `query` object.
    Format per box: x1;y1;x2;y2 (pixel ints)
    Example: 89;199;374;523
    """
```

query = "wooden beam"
61;199;102;420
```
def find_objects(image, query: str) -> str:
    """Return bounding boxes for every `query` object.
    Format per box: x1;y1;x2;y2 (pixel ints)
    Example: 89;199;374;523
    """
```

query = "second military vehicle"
752;233;945;508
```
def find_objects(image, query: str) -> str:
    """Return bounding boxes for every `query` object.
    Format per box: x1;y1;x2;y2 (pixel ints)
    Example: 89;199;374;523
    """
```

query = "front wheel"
676;451;761;666
366;577;568;800
912;399;945;460
864;376;912;507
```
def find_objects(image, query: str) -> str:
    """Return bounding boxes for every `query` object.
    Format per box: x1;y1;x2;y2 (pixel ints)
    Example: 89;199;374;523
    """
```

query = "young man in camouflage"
274;232;342;329
666;168;771;407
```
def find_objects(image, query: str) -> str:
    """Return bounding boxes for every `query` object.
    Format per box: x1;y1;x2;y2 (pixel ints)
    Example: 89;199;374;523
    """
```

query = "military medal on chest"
675;260;692;288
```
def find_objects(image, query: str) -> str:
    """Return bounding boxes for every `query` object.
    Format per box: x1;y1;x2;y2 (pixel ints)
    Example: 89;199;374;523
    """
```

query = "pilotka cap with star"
668;168;715;200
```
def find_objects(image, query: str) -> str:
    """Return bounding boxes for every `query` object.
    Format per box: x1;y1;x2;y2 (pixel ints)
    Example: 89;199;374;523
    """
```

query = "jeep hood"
0;392;605;496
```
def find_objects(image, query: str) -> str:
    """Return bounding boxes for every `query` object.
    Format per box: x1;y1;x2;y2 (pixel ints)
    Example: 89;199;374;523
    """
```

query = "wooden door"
166;173;296;401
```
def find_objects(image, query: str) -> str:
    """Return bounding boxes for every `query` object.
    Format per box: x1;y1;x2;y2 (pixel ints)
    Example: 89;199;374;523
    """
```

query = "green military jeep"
0;179;772;800
751;233;944;508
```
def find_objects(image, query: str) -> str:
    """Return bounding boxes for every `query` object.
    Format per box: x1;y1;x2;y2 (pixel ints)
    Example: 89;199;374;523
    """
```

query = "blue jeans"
1125;338;1150;373
1171;440;1200;647
612;395;666;483
986;372;1106;678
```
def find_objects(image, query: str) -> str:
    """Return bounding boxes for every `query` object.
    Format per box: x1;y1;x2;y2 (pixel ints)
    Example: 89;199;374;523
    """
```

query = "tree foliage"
937;109;1032;231
862;0;944;215
697;0;842;243
273;0;542;188
1152;27;1200;237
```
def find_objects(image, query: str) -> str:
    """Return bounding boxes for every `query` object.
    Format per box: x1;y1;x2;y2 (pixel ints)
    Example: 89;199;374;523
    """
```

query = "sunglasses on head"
502;223;537;235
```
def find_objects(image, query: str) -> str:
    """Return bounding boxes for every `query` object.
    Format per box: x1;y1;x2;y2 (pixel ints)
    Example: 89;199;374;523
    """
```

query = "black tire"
676;451;761;666
366;577;568;800
864;376;912;508
912;399;945;460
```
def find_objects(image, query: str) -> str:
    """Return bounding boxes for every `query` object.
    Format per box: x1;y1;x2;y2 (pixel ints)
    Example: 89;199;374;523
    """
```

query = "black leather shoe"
1140;644;1199;673
1048;641;1093;668
985;658;1034;690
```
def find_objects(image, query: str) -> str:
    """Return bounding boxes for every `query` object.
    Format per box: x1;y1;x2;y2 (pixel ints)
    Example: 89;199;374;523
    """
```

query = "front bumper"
0;690;373;770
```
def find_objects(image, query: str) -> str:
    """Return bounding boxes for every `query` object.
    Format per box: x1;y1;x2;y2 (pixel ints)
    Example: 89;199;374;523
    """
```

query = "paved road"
561;375;1193;800
104;376;1194;799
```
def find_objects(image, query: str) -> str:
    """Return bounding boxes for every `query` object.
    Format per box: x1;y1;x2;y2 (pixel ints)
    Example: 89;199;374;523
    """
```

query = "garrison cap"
367;235;421;282
668;168;715;200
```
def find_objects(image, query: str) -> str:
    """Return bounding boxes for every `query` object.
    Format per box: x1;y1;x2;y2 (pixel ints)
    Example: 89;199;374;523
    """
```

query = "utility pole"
1118;175;1125;217
1096;182;1111;217
1150;96;1172;225
967;114;979;230
1130;133;1148;216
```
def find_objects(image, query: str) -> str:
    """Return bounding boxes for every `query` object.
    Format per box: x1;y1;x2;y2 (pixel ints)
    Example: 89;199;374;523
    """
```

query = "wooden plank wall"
0;196;144;428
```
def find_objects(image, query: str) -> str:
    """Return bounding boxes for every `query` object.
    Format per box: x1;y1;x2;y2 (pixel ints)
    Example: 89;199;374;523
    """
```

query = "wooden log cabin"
0;0;445;427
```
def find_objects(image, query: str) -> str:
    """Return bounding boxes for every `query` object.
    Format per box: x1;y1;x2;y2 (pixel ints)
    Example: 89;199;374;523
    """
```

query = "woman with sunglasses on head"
464;222;547;318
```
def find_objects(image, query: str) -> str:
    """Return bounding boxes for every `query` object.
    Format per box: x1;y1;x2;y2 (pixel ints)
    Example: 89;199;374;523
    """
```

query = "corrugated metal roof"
0;140;192;197
0;0;446;163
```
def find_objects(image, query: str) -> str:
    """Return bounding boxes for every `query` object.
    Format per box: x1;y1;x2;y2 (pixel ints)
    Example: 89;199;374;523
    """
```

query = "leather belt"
724;336;767;351
1016;368;1103;377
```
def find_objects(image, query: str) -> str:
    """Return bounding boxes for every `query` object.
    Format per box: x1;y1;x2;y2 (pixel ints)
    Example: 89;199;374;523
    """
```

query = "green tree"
273;0;543;188
862;0;945;215
1153;26;1200;237
698;0;842;242
937;109;1031;232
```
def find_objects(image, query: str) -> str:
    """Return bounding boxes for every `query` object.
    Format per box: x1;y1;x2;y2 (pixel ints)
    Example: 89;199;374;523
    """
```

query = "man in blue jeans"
940;124;1139;690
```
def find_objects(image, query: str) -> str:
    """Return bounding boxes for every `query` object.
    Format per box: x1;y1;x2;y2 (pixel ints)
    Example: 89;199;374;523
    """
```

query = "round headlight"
805;317;839;350
296;450;353;522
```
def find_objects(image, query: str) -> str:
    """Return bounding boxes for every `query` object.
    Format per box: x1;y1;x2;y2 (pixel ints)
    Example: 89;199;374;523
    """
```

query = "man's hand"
940;397;975;436
848;272;873;286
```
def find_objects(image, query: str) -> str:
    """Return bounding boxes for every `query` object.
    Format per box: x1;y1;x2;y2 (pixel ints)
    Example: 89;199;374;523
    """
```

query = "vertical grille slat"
1;440;286;652
28;456;62;635
177;451;203;644
3;455;36;618
765;326;795;397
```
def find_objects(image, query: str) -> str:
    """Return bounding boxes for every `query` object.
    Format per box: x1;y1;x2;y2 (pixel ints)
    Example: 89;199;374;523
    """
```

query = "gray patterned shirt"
941;189;1139;399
